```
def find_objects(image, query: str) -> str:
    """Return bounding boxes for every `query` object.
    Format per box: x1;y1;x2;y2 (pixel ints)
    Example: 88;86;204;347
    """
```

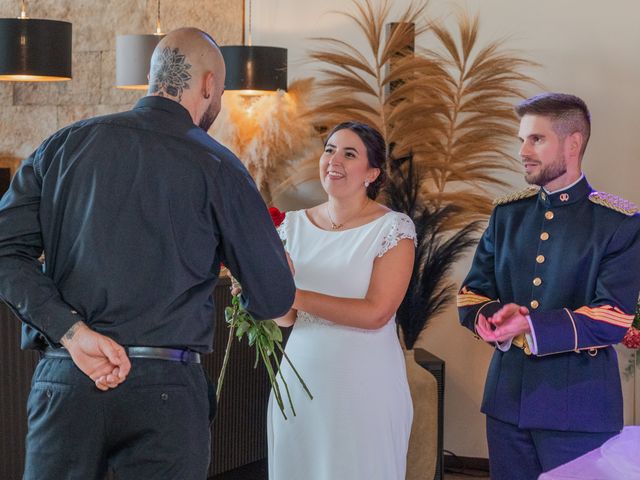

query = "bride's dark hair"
325;121;387;199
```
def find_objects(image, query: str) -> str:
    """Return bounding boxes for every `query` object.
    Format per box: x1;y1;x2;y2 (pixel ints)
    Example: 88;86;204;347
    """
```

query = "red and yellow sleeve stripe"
574;304;634;328
457;287;493;308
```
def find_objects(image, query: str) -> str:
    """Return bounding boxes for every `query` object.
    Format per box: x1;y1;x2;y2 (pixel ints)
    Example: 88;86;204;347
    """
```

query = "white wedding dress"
267;209;415;480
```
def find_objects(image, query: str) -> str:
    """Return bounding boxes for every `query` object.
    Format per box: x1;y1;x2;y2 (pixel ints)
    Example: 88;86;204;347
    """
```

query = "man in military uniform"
458;92;640;479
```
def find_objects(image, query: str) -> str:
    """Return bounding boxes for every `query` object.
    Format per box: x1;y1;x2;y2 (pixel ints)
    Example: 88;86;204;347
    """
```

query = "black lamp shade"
0;18;72;81
220;45;287;92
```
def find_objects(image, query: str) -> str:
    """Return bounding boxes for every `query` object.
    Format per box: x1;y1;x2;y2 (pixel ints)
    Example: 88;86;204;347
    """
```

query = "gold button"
540;232;549;241
533;277;542;286
530;300;539;309
536;255;545;263
545;211;554;220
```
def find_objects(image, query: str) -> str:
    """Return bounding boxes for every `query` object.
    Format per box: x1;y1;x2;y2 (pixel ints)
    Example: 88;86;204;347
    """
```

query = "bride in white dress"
267;121;416;480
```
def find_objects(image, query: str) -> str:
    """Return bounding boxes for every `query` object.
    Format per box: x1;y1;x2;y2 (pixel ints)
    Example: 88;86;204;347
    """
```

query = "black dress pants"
23;356;211;480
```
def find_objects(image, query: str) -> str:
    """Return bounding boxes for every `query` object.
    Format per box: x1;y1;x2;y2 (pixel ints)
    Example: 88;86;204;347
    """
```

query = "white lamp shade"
116;34;165;90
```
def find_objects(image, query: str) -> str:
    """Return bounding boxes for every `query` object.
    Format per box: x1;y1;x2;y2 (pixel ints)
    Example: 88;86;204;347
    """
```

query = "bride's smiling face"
319;128;377;199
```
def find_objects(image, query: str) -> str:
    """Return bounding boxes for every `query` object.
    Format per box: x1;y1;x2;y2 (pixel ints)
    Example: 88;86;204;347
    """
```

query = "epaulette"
493;186;539;206
589;191;638;216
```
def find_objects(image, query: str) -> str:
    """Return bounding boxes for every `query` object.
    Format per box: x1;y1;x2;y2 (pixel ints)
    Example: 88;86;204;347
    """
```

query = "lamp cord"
241;0;253;46
241;0;245;45
155;0;162;35
247;0;252;46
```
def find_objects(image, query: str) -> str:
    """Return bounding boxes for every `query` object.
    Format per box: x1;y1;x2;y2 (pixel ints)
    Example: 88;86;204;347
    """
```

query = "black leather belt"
44;346;201;364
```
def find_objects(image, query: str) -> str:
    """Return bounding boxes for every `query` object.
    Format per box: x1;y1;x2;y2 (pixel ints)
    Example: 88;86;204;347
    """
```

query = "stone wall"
0;0;240;159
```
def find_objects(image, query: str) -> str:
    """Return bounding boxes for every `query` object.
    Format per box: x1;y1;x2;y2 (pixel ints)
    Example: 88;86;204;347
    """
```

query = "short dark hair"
515;93;591;157
324;121;387;199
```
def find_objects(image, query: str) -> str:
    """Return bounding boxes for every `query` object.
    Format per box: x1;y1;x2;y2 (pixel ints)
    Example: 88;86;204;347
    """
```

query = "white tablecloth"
539;426;640;479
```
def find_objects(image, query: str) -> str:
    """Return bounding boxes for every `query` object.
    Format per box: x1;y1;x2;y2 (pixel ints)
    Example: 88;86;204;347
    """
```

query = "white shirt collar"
543;173;584;195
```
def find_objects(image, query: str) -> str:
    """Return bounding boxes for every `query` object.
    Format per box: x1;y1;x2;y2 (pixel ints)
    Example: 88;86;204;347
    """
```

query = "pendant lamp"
0;1;72;81
115;0;165;90
220;0;287;94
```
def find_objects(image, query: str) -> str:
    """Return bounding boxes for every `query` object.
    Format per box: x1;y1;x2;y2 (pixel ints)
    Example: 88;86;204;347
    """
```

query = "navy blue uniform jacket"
458;177;640;432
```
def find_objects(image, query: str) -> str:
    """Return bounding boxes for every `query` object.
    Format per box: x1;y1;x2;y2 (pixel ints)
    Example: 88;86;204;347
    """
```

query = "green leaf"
273;327;283;343
258;334;276;355
235;320;250;338
262;320;283;343
247;328;258;346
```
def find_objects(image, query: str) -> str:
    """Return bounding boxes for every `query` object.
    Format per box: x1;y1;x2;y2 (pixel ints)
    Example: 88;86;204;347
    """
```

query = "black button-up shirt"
0;96;295;352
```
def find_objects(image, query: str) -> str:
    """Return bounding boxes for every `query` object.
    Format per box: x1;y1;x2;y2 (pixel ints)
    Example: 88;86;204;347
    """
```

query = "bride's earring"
364;180;370;187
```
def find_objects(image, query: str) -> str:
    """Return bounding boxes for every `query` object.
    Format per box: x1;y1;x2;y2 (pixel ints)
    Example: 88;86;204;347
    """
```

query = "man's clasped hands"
476;303;532;344
60;321;131;391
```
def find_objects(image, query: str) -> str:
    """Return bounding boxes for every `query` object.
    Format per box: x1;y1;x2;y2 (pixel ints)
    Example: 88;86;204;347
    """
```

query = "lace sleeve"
377;212;417;257
276;213;289;244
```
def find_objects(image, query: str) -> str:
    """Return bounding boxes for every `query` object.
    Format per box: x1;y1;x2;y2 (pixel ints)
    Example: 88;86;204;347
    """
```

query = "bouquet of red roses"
216;207;312;419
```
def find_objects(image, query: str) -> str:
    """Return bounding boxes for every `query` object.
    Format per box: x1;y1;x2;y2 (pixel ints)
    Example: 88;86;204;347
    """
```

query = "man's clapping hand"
60;321;131;391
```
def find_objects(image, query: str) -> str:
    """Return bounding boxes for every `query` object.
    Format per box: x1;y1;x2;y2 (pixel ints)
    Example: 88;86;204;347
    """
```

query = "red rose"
269;207;286;227
622;326;640;349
